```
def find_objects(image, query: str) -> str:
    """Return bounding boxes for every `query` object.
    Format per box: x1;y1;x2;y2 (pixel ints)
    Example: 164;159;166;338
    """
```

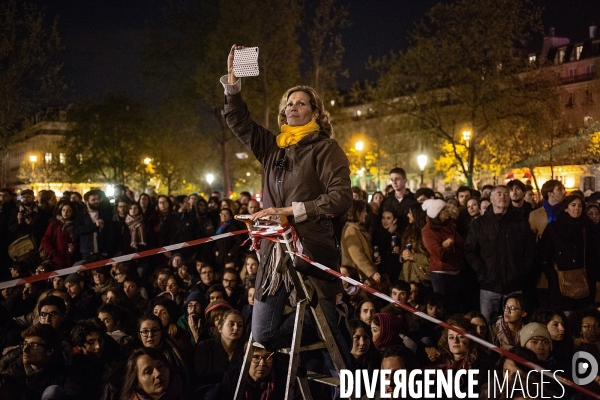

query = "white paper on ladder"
233;47;259;77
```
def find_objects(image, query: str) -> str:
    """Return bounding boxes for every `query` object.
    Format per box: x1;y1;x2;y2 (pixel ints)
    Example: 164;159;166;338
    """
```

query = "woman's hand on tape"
251;206;293;221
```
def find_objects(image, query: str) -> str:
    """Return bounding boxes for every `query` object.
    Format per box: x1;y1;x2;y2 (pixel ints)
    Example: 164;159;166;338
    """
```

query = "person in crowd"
138;193;154;221
349;319;382;372
69;318;122;400
123;274;149;312
212;208;247;271
464;186;537;322
168;253;183;270
136;314;190;393
421;199;464;314
203;299;234;340
490;294;528;350
151;268;173;298
430;315;488;396
531;308;572;371
177;291;205;347
177;261;199;294
466;197;481;221
247;198;261;215
455;186;471;209
380;168;417;234
586;203;600;225
220;198;239;216
407;282;425;309
570;308;600;360
415;188;435;204
112;197;131;256
381;280;411;318
126;201;147;252
539;194;597;311
480;185;493;200
507;179;533;221
193;260;217;294
529;179;566;241
0;324;68;400
221;267;245;310
98;302;133;347
194;309;245;389
206;284;226;303
371;207;402;283
147;195;174;262
355;299;377;327
165;275;186;306
479;198;491;215
410;293;445;360
119;347;185;400
105;286;128;304
64;273;101;320
226;51;358;367
519;322;556;369
371;313;408;353
399;203;430;288
464;310;489;343
151;297;193;355
10;189;47;245
243;253;258;290
342;199;381;286
91;266;115;302
206;344;287;400
160;196;198;262
74;189;113;262
40;201;78;270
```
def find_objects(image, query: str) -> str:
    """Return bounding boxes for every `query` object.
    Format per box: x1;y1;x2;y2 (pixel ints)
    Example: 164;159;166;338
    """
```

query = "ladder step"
277;341;327;354
306;372;340;387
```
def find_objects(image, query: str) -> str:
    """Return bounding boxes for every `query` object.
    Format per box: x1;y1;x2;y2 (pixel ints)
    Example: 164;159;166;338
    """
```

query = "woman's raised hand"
228;44;245;84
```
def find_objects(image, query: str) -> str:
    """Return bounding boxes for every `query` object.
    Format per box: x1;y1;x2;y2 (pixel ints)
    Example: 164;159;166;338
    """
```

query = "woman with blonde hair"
220;45;353;369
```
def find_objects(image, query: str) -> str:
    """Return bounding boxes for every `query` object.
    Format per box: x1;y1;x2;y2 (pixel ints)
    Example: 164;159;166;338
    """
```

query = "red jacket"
40;219;75;270
421;217;464;273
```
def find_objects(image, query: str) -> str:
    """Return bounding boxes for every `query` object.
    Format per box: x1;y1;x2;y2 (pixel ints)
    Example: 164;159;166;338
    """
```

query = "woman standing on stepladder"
220;44;353;368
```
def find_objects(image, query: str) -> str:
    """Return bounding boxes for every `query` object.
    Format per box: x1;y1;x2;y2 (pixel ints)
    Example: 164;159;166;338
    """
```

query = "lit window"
529;55;536;63
76;154;83;164
576;45;583;60
558;50;565;64
59;153;66;164
356;110;362;117
45;153;52;163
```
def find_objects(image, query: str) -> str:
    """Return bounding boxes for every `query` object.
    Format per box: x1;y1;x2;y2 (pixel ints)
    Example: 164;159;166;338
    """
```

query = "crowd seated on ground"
0;178;600;399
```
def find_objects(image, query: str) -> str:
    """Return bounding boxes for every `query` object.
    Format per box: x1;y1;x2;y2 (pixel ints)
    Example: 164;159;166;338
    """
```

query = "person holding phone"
220;45;353;368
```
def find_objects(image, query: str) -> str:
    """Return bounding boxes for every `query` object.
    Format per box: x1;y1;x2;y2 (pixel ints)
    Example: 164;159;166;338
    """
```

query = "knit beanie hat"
185;291;205;305
373;313;403;350
422;199;446;219
520;322;552;349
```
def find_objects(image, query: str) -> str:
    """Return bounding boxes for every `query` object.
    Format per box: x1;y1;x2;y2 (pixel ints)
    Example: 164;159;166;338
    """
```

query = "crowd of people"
1;45;600;399
0;172;598;398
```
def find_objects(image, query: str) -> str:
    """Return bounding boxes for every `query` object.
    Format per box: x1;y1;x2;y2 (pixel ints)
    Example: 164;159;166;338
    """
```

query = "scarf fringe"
262;244;294;296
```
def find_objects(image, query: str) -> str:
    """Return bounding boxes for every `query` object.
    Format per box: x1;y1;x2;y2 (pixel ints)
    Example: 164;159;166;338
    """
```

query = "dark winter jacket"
74;207;113;258
464;207;537;294
380;191;417;234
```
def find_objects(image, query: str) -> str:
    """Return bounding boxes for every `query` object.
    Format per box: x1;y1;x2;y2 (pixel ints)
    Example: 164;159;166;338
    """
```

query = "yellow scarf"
275;120;320;148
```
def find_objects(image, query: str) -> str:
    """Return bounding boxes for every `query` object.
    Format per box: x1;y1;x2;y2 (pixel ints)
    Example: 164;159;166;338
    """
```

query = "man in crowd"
64;273;101;321
380;167;417;233
177;291;205;347
480;184;494;200
464;185;537;322
0;324;68;400
247;198;261;214
75;189;113;262
112;197;131;255
529;179;566;241
507;179;532;221
123;274;148;311
10;189;47;244
414;188;435;203
456;186;471;209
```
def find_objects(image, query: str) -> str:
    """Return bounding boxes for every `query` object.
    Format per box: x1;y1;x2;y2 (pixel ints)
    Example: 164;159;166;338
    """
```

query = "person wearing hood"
421;199;464;314
539;194;597;311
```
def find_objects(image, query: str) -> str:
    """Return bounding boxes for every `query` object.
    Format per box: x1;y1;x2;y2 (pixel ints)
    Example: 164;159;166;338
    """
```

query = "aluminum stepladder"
233;214;348;400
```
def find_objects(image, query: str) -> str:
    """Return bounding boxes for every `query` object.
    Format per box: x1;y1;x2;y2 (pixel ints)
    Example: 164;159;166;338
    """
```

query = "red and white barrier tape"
290;251;600;400
0;230;249;290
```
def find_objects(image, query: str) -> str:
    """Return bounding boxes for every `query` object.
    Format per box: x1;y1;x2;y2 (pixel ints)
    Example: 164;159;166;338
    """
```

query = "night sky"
33;0;600;102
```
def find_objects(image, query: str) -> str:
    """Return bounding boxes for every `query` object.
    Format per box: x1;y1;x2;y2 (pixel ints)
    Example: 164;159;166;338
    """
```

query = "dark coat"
194;336;244;388
371;226;403;281
223;92;352;300
158;212;198;259
74;207;113;258
211;219;248;270
464;208;537;294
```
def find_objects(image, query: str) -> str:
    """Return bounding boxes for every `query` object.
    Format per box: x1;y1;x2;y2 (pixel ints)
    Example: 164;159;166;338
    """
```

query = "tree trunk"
529;165;541;200
467;141;476;188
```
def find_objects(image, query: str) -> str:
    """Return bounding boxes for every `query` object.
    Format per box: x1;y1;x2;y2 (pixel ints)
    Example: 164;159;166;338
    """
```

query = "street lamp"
144;157;151;165
462;130;471;148
29;155;37;185
355;141;364;152
417;154;428;185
